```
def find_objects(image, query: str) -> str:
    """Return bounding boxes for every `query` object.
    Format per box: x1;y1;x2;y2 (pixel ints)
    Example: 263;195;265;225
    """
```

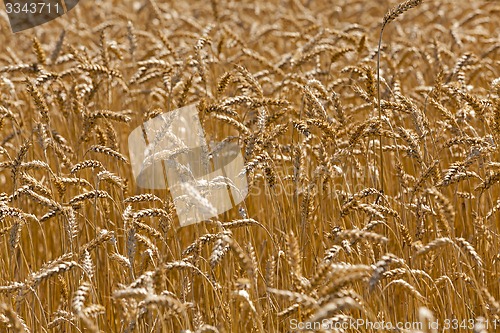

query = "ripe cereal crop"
0;0;499;332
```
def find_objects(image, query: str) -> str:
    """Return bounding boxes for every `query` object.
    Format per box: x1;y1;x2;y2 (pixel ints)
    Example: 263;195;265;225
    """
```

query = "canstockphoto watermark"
290;319;425;331
3;0;79;32
128;104;248;227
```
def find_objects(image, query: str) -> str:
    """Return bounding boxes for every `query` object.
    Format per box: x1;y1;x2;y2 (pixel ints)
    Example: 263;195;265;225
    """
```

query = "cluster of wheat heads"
0;0;499;332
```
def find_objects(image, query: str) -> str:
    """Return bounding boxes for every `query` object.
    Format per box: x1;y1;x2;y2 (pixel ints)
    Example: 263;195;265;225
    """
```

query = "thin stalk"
377;25;385;195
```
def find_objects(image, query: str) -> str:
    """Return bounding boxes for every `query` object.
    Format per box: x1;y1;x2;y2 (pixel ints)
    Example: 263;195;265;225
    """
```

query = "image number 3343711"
3;0;79;33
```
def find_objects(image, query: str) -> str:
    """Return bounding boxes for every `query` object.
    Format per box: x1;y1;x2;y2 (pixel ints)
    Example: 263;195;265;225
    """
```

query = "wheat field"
0;0;499;332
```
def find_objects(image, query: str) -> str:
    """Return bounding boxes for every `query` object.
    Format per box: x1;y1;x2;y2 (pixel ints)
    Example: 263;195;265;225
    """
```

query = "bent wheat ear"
383;0;424;27
87;145;129;164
